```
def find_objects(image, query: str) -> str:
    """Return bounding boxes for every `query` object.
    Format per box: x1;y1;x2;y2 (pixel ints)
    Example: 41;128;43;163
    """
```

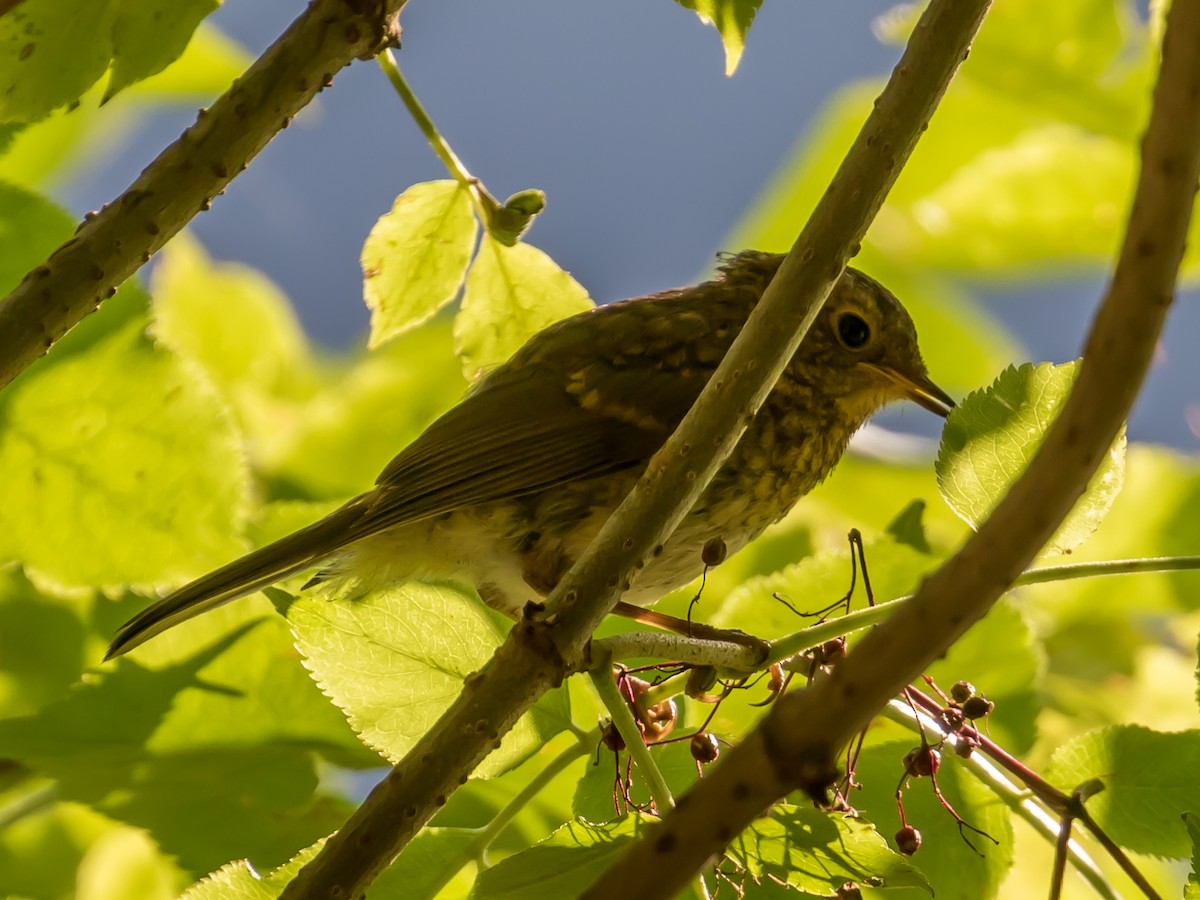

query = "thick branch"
586;1;1200;895
282;0;987;896
0;0;404;390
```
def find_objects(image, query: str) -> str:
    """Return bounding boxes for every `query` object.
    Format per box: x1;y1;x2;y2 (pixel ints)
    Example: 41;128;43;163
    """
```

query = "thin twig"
587;0;1200;893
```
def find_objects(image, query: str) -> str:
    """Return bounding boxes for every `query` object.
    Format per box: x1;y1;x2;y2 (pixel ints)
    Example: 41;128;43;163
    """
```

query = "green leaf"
361;180;477;348
73;826;181;900
151;234;317;472
0;721;344;876
0;0;117;123
0;800;146;900
0;25;248;189
0;569;88;718
0;323;251;590
123;23;248;101
0;179;74;294
874;0;1146;140
0;0;224;121
98;596;374;765
371;827;478;900
1185;811;1200;900
267;322;465;499
674;0;762;76
1045;725;1200;858
886;500;931;553
853;742;1014;898
725;804;930;895
898;126;1134;274
454;236;592;380
104;0;221;103
153;234;313;397
472;816;647;899
183;839;322;900
0;591;362;870
936;361;1125;554
280;582;552;776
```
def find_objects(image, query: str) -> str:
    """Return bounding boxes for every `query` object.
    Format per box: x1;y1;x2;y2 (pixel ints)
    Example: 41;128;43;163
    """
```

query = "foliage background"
0;0;1198;898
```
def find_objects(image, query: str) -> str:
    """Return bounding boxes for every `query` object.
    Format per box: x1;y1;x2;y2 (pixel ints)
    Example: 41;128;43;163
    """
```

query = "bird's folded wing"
352;356;713;537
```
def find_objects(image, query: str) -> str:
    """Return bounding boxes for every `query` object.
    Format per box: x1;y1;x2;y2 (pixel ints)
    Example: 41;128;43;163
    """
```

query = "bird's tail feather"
105;503;363;660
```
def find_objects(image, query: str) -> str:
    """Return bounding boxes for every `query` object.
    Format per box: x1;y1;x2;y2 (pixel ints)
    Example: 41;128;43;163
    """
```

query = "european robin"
106;251;953;659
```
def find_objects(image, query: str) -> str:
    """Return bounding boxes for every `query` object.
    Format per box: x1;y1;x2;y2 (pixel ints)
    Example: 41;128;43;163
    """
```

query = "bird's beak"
864;363;956;418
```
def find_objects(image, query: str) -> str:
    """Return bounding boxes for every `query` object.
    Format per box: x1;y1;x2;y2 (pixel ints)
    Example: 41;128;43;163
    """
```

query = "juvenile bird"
106;251;953;659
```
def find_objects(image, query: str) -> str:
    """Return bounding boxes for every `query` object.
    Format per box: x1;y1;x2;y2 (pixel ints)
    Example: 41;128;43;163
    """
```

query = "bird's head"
792;268;955;422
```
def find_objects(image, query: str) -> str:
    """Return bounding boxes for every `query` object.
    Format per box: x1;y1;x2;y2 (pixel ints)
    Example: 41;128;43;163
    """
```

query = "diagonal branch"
584;0;1200;896
0;0;406;390
281;0;990;896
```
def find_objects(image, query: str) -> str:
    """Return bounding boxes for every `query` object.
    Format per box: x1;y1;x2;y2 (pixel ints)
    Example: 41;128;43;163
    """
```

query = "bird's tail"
105;502;364;660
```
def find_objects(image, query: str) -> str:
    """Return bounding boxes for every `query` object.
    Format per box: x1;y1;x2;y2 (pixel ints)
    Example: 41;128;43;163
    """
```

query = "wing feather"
349;354;713;538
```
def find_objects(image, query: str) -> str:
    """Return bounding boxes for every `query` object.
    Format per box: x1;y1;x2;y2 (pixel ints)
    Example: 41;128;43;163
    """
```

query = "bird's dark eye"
837;312;871;349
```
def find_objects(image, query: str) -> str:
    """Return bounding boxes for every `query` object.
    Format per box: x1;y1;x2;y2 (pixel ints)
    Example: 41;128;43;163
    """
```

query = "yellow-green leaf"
936;361;1125;554
0;324;251;590
454;236;592;380
675;0;763;76
361;180;477;348
282;582;549;776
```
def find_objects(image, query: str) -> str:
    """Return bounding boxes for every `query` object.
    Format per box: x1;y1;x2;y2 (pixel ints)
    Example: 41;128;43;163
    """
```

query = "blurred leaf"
1013;447;1200;709
0;0;221;122
0;590;372;751
674;0;762;76
151;233;317;471
0;25;248;189
726;804;930;895
102;595;374;765
153;233;314;397
855;742;1014;899
0;569;88;718
0;324;251;590
103;0;221;102
875;0;1146;139
898;126;1133;274
75;827;179;900
472;815;647;899
371;827;478;900
1045;725;1200;858
123;23;248;101
802;455;968;549
280;582;552;776
0;182;151;363
0;799;133;900
454;236;592;380
267;322;465;498
361;180;477;347
0;179;74;294
936;361;1125;554
886;499;931;553
0;729;343;877
0;0;117;122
